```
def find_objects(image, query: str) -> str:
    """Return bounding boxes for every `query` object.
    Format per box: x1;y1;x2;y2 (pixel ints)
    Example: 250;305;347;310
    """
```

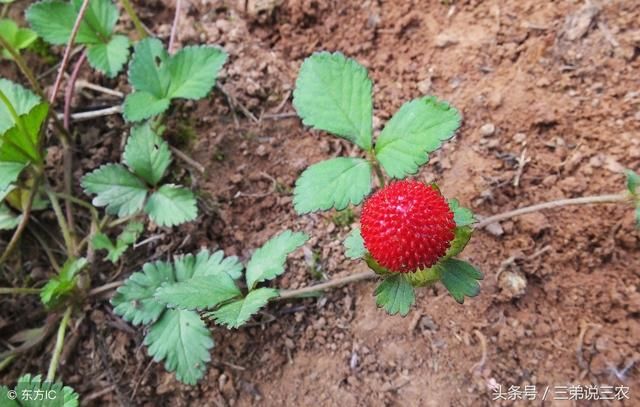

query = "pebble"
513;133;526;143
480;123;496;137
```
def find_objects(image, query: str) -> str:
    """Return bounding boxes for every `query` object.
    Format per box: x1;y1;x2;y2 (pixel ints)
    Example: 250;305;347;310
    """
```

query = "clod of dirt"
497;270;528;300
434;33;458;48
479;123;495;137
562;3;600;41
517;212;550;236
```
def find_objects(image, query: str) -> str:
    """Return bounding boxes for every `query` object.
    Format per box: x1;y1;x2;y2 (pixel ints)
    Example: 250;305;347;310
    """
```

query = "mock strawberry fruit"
360;180;456;273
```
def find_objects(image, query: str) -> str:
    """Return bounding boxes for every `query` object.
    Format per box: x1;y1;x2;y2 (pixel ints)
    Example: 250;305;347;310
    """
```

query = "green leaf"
123;123;171;185
80;0;118;41
374;274;415;316
626;169;639;195
0;203;21;230
0;19;38;60
439;259;483;304
122;91;171;122
375;96;461;179
173;250;244;281
144;184;197;227
81;163;148;218
245;230;308;290
124;38;227;121
448;198;475;227
93;221;143;263
4;374;80;407
445;226;473;259
144;309;213;385
111;260;175;325
86;34;130;78
166;45;228;99
293;51;373;150
155;274;241;310
0;79;41;133
40;257;87;309
207;287;278;329
293;157;372;214
27;0;108;45
344;227;366;259
0;161;26;190
0;103;49;164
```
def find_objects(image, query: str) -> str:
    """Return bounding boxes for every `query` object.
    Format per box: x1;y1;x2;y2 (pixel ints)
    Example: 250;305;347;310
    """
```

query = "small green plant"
27;0;130;77
0;374;79;406
292;52;481;315
0;19;37;60
625;169;640;227
112;230;308;384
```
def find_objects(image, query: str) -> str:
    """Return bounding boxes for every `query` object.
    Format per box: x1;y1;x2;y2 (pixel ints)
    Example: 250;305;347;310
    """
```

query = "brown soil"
2;0;640;406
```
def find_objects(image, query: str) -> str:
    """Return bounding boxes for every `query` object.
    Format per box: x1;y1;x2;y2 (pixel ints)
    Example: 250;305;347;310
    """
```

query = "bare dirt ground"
2;0;640;406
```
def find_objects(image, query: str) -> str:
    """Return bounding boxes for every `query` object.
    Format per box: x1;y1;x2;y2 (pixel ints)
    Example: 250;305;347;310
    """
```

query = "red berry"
361;180;456;273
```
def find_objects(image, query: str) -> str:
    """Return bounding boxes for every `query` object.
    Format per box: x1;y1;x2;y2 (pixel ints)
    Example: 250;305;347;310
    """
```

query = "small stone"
498;270;527;299
255;145;268;157
513;133;526;143
434;33;458;48
480;123;495;137
484;222;504;236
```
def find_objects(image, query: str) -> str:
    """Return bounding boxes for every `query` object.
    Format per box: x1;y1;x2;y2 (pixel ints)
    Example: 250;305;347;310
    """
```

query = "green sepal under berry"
123;37;228;121
1;374;79;407
374;274;415;316
26;0;130;77
406;264;442;288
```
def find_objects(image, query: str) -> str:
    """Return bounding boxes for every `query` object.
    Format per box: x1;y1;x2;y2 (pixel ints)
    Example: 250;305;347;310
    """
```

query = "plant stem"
0;176;41;265
49;0;90;105
120;0;148;40
0;287;41;295
44;184;75;256
0;36;44;96
88;280;124;296
277;270;377;300
47;306;72;382
63;51;87;130
168;0;182;53
475;193;629;229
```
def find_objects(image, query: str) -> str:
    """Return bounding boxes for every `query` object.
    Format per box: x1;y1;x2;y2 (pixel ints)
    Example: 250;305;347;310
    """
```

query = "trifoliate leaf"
0;203;21;230
112;261;175;325
86;34;130;78
626;169;639;195
344;227;366;259
0;78;41;133
81;163;148;218
173;250;244;281
374;274;415;316
245;230;308;290
0;19;38;60
448;198;475;227
123;123;171;185
293;52;373;150
40;257;87;309
26;0;114;45
0;103;49;164
293;157;372;214
144;309;213;385
124;38;227;121
155;274;241;310
375;96;461;179
144;184;197;227
5;374;79;407
0;162;26;190
93;221;143;263
206;287;278;329
439;259;483;304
